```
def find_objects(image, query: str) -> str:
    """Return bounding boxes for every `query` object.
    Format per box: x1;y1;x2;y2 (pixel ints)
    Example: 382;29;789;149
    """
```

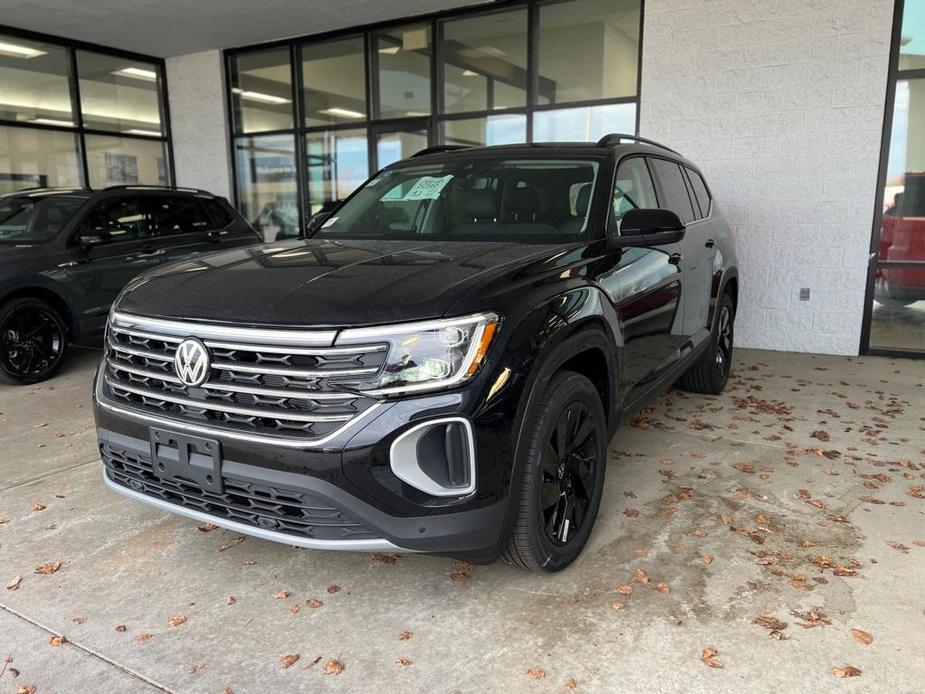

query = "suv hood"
117;238;563;327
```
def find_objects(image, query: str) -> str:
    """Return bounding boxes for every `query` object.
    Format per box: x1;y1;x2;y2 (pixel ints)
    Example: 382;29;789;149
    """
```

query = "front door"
65;196;163;341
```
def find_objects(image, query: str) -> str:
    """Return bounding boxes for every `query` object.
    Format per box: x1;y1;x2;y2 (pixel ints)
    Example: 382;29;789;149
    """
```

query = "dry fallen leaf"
289;604;299;615
6;575;22;591
226;596;236;605
703;555;714;564
398;631;413;640
326;585;341;594
617;584;633;596
449;560;474;582
611;601;625;610
526;668;545;679
17;686;36;694
34;562;61;575
306;599;323;609
217;536;245;552
565;679;578;690
372;553;398;564
322;659;345;675
396;657;413;667
135;633;152;642
701;647;723;669
274;590;290;600
850;628;873;645
754;615;787;631
168;615;187;627
48;635;66;647
115;625;127;633
832;665;862;678
32;503;46;512
633;568;648;585
197;523;217;532
281;654;299;669
623;508;640;518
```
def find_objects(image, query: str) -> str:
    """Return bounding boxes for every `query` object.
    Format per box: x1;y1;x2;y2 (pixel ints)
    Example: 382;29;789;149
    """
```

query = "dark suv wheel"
679;291;735;395
504;370;607;572
0;297;68;385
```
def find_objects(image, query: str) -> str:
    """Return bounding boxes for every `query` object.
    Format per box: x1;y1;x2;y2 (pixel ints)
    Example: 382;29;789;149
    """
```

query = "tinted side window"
612;157;658;227
81;197;149;242
203;198;234;228
686;167;711;218
648;158;695;224
148;196;211;237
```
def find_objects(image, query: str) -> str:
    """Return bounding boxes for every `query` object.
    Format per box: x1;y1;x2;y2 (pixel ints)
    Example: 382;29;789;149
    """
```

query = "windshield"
316;157;601;243
0;196;86;243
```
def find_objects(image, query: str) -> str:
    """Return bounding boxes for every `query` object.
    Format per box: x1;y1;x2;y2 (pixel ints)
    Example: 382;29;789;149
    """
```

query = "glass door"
372;122;430;170
864;1;925;355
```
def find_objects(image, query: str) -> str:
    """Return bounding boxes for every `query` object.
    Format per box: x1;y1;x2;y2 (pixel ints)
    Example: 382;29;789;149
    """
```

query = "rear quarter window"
685;167;712;218
648;158;696;224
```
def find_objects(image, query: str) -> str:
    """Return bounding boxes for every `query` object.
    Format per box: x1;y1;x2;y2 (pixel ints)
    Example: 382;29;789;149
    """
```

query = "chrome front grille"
103;312;385;443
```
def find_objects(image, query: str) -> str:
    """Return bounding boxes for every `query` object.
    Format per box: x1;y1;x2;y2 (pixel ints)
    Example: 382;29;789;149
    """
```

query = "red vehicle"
877;172;925;305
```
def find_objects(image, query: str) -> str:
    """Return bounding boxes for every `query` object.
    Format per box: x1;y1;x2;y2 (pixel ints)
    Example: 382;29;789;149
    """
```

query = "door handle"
668;253;682;265
705;239;716;248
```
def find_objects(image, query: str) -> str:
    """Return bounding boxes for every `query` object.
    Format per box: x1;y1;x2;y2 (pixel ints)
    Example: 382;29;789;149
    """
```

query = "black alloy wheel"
504;370;607;572
541;399;598;545
714;301;733;381
0;298;68;385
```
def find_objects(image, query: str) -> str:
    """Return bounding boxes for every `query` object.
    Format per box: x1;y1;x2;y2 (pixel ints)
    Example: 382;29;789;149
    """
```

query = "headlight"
336;312;500;395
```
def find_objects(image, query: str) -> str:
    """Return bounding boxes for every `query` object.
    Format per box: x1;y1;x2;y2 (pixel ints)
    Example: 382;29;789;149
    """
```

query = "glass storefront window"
373;24;431;119
376;129;428;169
84;134;168;189
77;51;164;135
441;114;527;147
533;102;635;142
230;48;294;134
0;35;74;127
0;125;82;193
441;9;528;114
234;134;299;241
305;129;368;213
899;0;925;70
302;37;367;127
537;0;640;104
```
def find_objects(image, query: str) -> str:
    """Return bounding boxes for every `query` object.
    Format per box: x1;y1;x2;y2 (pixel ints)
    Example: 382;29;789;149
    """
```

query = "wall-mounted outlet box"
799;288;810;301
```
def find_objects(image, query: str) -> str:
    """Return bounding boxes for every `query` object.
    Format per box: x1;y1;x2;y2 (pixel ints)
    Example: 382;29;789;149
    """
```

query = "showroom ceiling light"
232;88;291;105
378;46;400;55
30;118;75;127
124;128;162;136
319;107;365;119
0;41;46;59
113;67;158;81
462;69;479;77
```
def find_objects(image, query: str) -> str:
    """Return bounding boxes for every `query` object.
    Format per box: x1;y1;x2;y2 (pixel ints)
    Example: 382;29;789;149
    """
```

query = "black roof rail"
596;133;681;156
101;184;214;195
410;145;470;158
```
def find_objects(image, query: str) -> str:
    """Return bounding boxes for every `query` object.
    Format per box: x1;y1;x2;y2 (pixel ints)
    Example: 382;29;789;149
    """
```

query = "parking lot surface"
1;346;924;693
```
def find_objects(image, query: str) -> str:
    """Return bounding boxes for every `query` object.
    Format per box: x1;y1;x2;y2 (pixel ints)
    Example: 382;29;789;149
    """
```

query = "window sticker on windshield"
321;216;338;228
402;175;453;201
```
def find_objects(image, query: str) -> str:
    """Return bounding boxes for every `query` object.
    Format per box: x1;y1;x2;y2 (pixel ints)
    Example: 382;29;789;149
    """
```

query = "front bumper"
93;365;512;560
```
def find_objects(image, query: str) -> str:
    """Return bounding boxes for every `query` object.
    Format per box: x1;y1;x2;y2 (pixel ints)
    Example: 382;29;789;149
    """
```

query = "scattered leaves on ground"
306;599;323;609
281;654;299;669
34;562;60;575
6;576;22;590
449;560;474;582
851;628;873;645
832;665;862;678
48;635;66;647
701;647;723;668
322;659;344;675
398;631;413;640
525;668;545;679
396;657;413;667
167;615;187;627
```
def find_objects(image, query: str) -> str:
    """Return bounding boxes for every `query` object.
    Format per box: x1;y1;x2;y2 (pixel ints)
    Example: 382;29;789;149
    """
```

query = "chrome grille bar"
210;361;379;379
107;378;355;423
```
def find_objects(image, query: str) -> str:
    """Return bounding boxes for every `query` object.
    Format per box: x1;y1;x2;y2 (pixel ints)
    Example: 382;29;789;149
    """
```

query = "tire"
0;297;69;385
875;278;918;307
503;370;607;572
679;291;735;395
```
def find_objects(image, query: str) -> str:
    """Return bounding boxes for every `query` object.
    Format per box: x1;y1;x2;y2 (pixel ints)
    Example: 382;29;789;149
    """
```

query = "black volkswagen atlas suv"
93;135;739;572
0;186;260;385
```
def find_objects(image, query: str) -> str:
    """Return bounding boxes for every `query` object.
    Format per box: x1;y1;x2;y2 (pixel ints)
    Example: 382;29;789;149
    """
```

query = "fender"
0;278;78;338
710;265;739;332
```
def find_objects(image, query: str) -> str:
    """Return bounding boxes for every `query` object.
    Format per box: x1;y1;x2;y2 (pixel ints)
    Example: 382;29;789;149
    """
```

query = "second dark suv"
93;135;739;572
0;186;260;384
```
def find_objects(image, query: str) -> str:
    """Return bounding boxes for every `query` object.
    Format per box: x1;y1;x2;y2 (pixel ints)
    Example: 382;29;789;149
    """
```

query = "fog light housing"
389;417;475;497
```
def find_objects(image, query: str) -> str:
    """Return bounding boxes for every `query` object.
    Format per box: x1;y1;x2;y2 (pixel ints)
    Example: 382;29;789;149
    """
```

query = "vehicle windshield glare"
316;157;601;242
0;196;86;243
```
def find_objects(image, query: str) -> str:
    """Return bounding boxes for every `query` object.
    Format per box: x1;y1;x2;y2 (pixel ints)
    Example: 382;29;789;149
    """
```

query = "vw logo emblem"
174;338;210;387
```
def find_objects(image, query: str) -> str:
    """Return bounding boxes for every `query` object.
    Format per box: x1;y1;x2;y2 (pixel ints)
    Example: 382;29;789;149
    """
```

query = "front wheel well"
1;288;74;338
558;347;611;424
723;276;738;311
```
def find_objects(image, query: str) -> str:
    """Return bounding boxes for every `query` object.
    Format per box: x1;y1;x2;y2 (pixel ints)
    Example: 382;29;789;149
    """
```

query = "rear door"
65;196;162;340
646;157;708;350
682;165;717;348
145;193;216;265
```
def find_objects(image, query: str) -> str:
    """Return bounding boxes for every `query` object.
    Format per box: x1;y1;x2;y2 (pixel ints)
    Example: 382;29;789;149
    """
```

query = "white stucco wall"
165;50;232;199
639;0;895;354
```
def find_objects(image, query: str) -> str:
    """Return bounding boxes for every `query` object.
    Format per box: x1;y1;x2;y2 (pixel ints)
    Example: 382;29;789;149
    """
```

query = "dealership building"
0;0;922;357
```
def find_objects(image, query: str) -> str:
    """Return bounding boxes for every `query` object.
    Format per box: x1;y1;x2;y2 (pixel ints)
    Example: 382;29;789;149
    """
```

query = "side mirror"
305;211;331;235
80;230;112;249
615;208;686;247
